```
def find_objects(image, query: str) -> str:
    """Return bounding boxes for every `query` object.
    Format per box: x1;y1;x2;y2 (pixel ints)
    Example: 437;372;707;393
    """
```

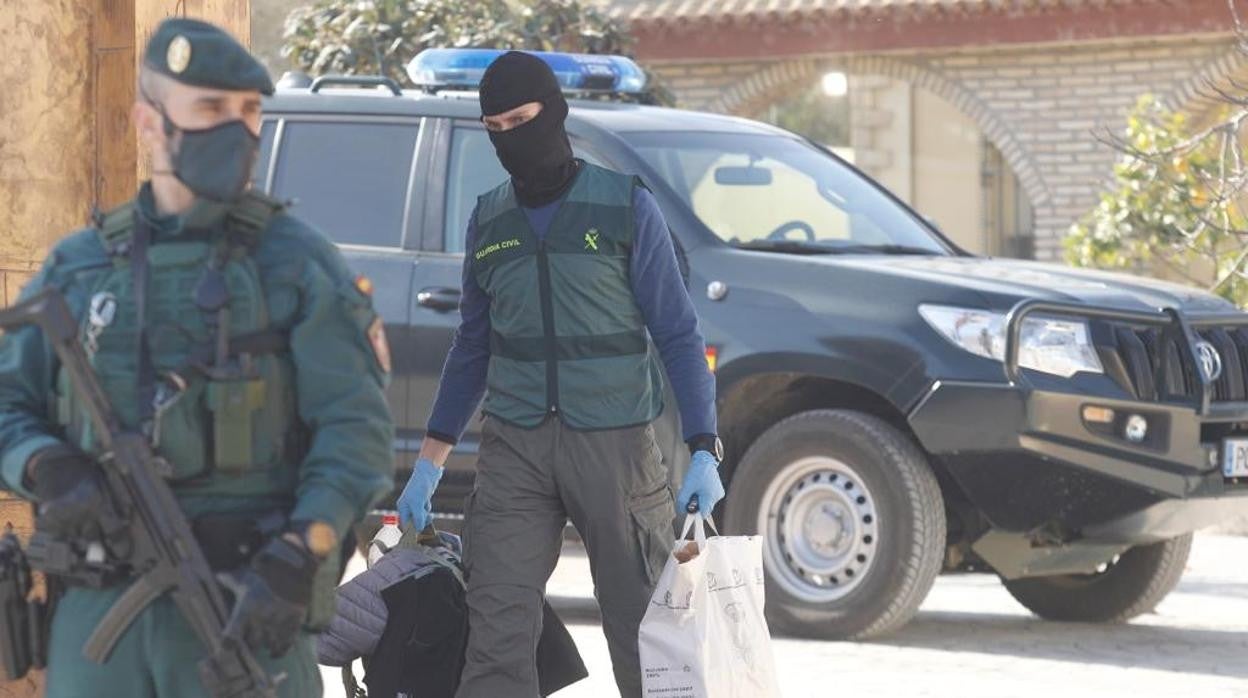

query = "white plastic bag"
638;513;782;698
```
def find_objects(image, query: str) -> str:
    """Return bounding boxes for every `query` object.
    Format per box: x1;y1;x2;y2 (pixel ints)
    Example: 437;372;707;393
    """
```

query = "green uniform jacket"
0;194;394;542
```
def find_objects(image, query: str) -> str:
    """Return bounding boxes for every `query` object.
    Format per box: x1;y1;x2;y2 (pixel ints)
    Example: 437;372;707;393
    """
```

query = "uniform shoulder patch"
366;316;391;374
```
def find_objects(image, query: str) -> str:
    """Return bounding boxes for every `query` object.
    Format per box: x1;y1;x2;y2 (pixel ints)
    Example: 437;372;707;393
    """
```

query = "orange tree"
1066;95;1248;305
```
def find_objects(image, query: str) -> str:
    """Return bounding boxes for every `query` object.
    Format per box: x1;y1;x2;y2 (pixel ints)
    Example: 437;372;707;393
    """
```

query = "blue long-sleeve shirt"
426;186;716;444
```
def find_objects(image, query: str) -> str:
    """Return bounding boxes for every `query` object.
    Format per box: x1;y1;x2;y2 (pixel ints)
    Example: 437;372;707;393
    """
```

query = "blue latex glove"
397;458;444;529
677;451;725;514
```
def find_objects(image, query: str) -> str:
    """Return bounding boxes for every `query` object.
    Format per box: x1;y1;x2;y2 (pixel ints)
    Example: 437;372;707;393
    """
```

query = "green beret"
143;17;274;95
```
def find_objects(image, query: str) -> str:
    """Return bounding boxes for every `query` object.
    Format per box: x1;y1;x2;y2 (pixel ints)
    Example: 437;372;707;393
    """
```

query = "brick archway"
705;58;825;119
846;55;1050;209
1164;44;1248;116
640;3;1239;261
703;55;1051;211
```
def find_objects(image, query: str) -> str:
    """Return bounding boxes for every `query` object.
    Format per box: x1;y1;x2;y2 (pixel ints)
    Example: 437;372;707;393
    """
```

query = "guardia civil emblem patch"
367;316;391;374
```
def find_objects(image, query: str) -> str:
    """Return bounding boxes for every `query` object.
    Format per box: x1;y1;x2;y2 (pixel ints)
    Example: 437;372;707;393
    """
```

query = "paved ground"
322;533;1248;698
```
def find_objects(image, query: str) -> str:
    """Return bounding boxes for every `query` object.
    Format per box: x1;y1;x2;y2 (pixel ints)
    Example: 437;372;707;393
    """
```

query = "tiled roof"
610;0;1173;26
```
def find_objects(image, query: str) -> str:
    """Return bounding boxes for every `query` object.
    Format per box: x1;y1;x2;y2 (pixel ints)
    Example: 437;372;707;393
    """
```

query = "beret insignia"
167;35;192;74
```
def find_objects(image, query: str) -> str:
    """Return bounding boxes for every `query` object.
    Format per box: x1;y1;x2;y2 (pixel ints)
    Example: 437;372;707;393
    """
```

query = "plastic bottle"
367;513;402;567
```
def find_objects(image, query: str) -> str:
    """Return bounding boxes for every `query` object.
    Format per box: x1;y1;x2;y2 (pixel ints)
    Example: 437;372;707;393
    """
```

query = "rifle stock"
0;289;278;697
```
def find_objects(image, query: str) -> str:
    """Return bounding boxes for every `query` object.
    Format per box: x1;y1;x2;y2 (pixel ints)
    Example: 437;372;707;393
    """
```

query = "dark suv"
257;73;1248;640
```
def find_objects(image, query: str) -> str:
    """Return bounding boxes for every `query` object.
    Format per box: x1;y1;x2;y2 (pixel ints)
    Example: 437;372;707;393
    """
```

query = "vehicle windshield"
623;131;949;255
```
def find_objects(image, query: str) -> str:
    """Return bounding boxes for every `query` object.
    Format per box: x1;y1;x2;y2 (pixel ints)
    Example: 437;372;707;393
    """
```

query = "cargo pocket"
150;378;212;481
248;354;296;469
629;485;675;587
625;423;667;487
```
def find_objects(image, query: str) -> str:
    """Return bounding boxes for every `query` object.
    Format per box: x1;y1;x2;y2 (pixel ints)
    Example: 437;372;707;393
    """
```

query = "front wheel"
1002;534;1192;623
723;409;946;639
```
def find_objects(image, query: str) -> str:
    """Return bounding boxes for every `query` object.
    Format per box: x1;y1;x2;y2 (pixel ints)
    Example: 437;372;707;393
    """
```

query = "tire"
1002;533;1192;623
723;409;946;640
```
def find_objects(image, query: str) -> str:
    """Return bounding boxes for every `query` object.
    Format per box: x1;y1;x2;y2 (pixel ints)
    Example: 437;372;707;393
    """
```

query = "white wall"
911;88;986;254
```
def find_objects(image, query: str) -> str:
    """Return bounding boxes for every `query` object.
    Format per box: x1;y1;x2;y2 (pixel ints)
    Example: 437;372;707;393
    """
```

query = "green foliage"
761;84;850;147
280;0;670;103
281;0;512;85
1066;95;1248;305
513;0;632;54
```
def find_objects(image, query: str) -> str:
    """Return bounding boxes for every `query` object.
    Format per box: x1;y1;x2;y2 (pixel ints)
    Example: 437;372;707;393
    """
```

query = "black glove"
219;535;318;658
26;445;119;542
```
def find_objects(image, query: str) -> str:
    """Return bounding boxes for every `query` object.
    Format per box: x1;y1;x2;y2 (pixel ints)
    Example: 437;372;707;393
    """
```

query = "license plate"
1223;438;1248;477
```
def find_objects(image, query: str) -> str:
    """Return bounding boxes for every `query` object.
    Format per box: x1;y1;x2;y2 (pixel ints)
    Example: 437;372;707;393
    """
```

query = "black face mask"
146;96;259;203
166;119;259;203
487;98;578;207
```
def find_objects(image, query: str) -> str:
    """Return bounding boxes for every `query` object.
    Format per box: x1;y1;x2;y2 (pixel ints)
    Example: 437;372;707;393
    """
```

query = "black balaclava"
480;51;578;207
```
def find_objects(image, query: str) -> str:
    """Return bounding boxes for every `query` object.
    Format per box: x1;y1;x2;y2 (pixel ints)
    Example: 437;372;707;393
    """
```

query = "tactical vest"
52;191;351;628
471;163;664;430
56;192;303;495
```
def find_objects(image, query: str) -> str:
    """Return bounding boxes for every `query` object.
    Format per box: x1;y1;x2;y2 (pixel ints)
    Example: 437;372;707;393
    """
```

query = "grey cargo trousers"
455;416;674;698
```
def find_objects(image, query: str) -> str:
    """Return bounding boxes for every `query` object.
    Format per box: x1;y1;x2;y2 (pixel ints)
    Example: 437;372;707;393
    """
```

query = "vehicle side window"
270;120;420;248
253;120;276;189
445;126;508;254
443;124;608;253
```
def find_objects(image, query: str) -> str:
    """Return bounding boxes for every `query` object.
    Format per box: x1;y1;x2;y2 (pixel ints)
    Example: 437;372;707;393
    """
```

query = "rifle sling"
131;211;156;435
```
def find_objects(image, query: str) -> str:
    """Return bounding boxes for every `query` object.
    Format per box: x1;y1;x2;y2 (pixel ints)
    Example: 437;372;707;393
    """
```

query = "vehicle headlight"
917;305;1005;360
919;305;1103;378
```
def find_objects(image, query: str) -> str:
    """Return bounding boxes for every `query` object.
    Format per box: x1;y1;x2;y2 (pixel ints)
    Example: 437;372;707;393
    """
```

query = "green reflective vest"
472;163;664;430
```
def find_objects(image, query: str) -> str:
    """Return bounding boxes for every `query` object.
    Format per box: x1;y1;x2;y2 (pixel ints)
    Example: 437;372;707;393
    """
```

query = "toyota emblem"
1196;340;1223;382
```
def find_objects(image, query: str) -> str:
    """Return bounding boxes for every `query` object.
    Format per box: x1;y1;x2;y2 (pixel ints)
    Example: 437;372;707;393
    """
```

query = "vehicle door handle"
417;287;461;312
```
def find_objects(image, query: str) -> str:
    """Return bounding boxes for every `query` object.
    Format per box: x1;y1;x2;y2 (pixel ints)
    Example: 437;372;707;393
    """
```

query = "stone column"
96;0;139;213
0;6;100;689
0;2;249;695
1;0;251;272
0;1;97;263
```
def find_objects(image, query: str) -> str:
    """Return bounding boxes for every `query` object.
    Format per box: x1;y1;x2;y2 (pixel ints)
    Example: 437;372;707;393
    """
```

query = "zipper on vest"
536;239;559;414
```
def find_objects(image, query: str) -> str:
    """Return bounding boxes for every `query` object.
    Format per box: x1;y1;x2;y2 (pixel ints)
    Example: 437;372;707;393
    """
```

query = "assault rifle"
0;288;278;697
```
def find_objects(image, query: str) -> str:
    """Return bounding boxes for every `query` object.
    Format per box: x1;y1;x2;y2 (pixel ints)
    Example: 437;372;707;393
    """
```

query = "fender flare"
715;351;913;410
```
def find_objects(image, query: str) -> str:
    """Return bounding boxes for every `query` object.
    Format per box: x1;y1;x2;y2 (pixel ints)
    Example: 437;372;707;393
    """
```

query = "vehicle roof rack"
276;71;313;89
308;75;404;96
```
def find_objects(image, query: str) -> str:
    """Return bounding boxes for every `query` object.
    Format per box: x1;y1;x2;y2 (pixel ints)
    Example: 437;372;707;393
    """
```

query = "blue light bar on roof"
406;48;647;95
